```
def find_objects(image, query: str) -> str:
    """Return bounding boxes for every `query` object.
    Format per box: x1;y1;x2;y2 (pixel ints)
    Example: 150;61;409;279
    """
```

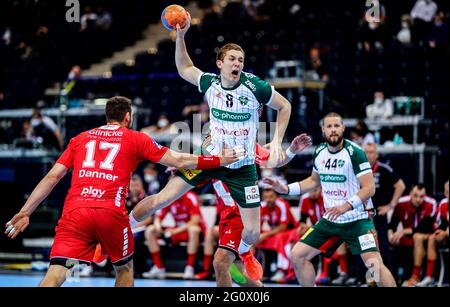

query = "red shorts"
50;207;133;267
162;227;204;245
218;215;244;255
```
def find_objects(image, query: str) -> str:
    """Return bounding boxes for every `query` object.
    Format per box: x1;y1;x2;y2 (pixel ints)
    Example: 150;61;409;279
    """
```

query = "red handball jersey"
435;198;449;230
157;191;206;231
56;124;168;215
391;195;437;231
211;179;241;224
299;193;325;225
261;197;297;229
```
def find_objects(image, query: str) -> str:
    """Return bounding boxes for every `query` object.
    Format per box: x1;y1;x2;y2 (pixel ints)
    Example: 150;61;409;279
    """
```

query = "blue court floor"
0;273;298;287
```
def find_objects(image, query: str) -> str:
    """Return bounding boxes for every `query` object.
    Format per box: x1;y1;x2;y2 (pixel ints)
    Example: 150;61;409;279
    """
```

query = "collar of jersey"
326;143;345;155
220;74;242;91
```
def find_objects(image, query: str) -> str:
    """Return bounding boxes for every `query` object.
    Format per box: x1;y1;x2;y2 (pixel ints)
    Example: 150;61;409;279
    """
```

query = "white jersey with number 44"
198;72;274;169
313;139;374;223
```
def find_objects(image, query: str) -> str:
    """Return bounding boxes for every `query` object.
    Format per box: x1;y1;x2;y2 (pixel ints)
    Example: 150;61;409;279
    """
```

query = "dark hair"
217;43;245;61
321;112;343;126
412;183;426;192
105;96;132;123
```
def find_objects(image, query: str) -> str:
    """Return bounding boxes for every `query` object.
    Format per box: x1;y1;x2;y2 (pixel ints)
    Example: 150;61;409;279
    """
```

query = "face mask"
30;118;42;127
374;98;383;104
157;118;169;128
401;22;409;28
144;174;155;182
368;22;378;30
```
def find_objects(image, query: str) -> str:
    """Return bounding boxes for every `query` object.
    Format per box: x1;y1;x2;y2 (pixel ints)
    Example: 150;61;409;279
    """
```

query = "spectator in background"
350;119;375;146
304;47;329;82
142;190;205;280
388;184;437;286
416;180;449;287
24;108;63;150
182;99;210;126
366;91;393;120
141;113;175;138
427;11;448;49
410;0;438;44
243;0;270;21
80;6;98;32
96;6;113;31
359;0;388;53
143;163;160;195
397;15;413;46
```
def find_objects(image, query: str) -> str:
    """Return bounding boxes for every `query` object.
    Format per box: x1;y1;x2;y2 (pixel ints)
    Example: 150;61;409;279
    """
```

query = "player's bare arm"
265;91;292;167
326;172;376;221
175;13;203;86
5;163;68;239
277;133;312;167
262;171;320;196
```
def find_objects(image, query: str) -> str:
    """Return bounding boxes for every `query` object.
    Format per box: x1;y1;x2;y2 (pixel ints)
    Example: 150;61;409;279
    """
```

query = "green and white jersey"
198;71;274;169
312;139;374;223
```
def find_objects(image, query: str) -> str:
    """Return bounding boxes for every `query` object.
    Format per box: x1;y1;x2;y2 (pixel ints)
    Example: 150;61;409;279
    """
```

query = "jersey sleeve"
136;132;169;163
347;143;372;177
312;144;326;172
198;73;217;93
245;73;274;105
56;137;77;169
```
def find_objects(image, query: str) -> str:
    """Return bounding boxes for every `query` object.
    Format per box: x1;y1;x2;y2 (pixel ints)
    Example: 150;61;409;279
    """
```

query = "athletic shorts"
300;218;379;258
218;215;244;256
176;164;260;208
49;207;134;268
161;227;204;245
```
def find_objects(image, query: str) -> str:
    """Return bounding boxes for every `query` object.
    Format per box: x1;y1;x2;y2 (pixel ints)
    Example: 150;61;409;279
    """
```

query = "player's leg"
113;259;134;287
360;252;396;287
418;233;438;285
131;176;194;222
39;265;69;287
403;232;429;286
195;225;219;279
184;224;202;279
143;224;165;277
213;247;236;287
291;242;322;286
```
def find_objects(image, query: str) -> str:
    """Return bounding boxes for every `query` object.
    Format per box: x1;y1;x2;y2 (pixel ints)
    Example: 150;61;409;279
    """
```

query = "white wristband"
129;211;139;229
347;195;363;211
287;182;301;195
286;147;296;158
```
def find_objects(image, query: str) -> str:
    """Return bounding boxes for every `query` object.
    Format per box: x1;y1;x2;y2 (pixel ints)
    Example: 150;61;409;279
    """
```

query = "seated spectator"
24;108;63;150
143;163;160;195
257;188;297;280
140;113;176;138
397;15;413;46
96;6;113;31
426;11;448;49
416;181;449;287
365;91;394;120
388;183;437;286
80;6;98;32
304;47;329;82
143;190;205;279
350;119;375;146
410;0;438;44
358;1;389;52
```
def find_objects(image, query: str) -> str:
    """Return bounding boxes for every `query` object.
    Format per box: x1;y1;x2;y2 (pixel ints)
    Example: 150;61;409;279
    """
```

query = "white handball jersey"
198;72;274;169
312;139;374;223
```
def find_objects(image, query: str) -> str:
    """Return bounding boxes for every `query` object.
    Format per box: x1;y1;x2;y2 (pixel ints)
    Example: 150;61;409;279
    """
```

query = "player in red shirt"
416;180;449;287
388;184;437;286
143;190;205;279
194;134;312;286
4;96;241;287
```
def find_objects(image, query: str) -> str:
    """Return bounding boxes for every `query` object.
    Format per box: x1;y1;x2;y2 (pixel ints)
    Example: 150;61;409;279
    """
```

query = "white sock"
238;240;252;255
129;211;139;229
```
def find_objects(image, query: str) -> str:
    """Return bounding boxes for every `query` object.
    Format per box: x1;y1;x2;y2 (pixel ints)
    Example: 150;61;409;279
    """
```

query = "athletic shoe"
402;276;419;287
194;271;212;280
331;272;349;286
229;263;247;284
270;270;286;283
416;276;435;287
79;265;93;277
183;265;195;279
142;266;166;279
240;251;263;281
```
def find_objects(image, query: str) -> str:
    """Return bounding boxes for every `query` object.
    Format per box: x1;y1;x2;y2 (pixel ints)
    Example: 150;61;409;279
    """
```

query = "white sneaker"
416;276;435;287
142;266;166;279
79;265;93;277
183;265;195;279
270;270;285;282
331;273;349;286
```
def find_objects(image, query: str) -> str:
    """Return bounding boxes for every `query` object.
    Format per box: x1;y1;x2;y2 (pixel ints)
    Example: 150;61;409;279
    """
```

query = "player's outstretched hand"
289;133;312;154
5;212;29;239
262;177;289;194
266;142;285;168
220;144;246;166
176;12;191;38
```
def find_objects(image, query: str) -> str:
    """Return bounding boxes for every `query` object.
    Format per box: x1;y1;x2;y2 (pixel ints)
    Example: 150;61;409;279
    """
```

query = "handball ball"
161;5;188;31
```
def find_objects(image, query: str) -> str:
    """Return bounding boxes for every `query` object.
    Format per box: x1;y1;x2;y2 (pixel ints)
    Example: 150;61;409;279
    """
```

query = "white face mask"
144;174;155;182
157;118;169;128
374;98;383;104
401;22;409;28
30;118;42;127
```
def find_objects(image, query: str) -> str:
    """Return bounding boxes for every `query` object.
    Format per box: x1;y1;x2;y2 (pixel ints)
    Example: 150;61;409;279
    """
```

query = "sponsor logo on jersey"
359;162;371;170
89;129;123;137
320;174;347;182
179;168;202;180
323;189;347;198
244;185;260;204
244;79;256;92
358;233;377;250
214;126;250;137
338;159;345;167
211;108;251;122
238;95;249;106
347;145;354;155
80;186;106;198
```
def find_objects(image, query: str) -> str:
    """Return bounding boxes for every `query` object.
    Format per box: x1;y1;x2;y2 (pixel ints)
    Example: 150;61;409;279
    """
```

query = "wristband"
129;211;139;229
347;195;363;211
287;182;301;195
196;155;220;170
286;147;296;158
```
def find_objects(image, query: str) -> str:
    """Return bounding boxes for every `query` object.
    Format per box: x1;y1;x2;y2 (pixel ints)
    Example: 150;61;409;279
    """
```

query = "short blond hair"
216;43;245;61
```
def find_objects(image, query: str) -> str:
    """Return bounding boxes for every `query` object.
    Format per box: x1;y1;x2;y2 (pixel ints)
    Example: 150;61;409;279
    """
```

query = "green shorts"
176;164;260;208
300;218;379;257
